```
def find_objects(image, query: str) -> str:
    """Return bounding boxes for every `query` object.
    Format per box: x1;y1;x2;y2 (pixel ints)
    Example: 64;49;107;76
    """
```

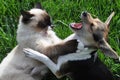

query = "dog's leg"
23;48;62;78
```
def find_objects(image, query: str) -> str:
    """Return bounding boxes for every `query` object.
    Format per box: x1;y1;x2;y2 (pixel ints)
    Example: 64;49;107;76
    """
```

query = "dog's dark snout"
82;11;87;17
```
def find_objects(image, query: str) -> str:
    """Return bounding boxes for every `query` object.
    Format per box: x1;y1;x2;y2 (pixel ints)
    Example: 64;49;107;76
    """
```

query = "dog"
0;3;80;80
24;11;120;80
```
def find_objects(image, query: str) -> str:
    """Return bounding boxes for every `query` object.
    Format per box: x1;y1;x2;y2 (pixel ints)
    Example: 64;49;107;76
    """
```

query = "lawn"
0;0;120;79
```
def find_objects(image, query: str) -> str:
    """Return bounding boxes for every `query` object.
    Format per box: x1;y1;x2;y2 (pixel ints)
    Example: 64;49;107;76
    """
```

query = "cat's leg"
23;48;62;78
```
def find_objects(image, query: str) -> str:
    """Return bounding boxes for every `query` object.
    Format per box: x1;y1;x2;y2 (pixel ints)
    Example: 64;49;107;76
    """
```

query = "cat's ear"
20;10;34;23
34;2;43;9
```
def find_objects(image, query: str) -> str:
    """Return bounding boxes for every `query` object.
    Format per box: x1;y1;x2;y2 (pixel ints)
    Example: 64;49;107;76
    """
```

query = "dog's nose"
82;11;87;17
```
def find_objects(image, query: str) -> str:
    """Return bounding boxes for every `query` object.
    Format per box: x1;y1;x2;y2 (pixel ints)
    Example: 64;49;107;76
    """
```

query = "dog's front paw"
64;39;79;54
23;48;38;58
63;39;85;54
77;40;84;50
23;48;47;61
76;40;90;53
64;39;88;53
23;48;49;62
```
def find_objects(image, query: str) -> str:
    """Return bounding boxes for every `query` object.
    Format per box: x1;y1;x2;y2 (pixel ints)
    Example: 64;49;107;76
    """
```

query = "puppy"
0;3;79;80
24;11;120;80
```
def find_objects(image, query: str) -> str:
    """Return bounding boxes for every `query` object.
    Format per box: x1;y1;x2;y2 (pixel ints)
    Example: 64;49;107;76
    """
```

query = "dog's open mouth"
70;23;82;30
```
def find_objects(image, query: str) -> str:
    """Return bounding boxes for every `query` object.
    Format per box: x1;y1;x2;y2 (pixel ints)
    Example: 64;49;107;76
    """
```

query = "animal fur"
0;3;79;80
24;11;120;80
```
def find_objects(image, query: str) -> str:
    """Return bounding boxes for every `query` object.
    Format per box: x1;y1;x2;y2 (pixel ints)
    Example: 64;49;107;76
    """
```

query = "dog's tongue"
70;23;82;29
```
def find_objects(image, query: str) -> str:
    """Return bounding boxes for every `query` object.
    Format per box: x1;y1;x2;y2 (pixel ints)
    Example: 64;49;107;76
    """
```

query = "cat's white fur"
0;8;61;80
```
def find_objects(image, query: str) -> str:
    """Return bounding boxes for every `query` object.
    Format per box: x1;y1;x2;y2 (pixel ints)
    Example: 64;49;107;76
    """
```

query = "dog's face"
19;3;51;32
70;11;119;59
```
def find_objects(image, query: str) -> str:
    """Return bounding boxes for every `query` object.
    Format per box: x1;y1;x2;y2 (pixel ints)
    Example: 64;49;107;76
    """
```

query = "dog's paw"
65;39;84;53
77;40;84;50
76;40;90;53
23;48;49;62
23;48;38;58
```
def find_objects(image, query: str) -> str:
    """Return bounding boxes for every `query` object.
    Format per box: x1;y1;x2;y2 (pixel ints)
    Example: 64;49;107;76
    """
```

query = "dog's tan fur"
0;4;79;80
81;12;119;58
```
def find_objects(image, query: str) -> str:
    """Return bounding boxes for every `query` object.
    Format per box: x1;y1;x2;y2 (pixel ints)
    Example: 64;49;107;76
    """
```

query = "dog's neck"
63;35;97;64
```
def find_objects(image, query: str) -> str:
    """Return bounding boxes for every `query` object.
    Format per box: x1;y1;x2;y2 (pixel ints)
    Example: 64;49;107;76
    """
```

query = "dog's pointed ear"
98;38;119;59
93;30;119;59
105;12;115;26
35;2;42;9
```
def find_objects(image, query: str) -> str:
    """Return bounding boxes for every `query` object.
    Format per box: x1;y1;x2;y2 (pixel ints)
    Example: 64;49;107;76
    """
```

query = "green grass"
0;0;120;79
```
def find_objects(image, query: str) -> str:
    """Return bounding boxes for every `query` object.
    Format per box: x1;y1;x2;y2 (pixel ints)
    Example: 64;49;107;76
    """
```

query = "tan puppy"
0;3;79;80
